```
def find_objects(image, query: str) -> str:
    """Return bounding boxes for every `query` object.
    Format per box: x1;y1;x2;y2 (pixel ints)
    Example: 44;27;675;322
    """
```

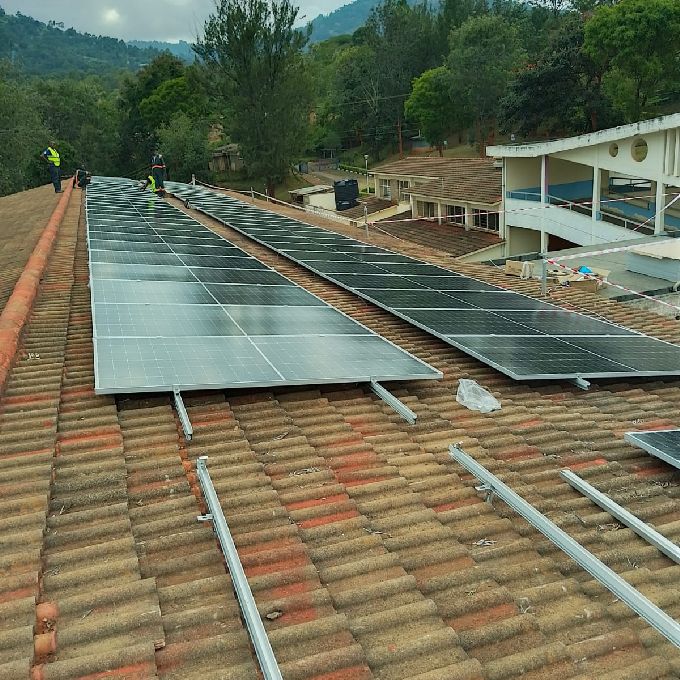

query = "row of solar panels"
166;182;680;381
86;178;441;393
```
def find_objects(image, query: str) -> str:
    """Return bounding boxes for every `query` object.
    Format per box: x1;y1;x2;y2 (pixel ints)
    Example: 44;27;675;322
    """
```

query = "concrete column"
592;163;601;221
540;155;549;204
464;203;472;231
655;179;666;235
437;202;443;225
409;194;416;218
540;230;548;252
500;159;507;239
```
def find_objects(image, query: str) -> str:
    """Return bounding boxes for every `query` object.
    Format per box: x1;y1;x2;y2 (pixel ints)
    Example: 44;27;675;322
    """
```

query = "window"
473;208;499;231
609;143;619;158
446;205;465;224
379;178;391;198
417;201;436;218
398;180;410;200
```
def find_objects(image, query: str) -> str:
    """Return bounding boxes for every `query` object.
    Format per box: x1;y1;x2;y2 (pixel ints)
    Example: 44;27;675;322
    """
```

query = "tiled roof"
0;186;61;311
2;187;680;679
341;197;395;220
372;158;502;205
373;213;502;257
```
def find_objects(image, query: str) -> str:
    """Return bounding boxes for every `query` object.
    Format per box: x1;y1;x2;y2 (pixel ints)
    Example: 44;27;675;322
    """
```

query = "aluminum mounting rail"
172;387;193;441
449;445;680;649
196;456;283;679
560;469;680;565
370;380;417;424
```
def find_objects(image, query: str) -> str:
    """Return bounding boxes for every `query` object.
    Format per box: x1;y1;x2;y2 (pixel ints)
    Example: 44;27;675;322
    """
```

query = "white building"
488;113;680;255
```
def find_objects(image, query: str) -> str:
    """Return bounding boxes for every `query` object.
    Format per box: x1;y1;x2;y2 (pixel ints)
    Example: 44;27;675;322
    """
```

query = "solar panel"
87;177;440;393
167;181;680;383
624;430;680;469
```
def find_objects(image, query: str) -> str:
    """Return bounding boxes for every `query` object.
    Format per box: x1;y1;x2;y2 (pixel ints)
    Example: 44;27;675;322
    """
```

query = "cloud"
102;8;122;25
1;0;351;41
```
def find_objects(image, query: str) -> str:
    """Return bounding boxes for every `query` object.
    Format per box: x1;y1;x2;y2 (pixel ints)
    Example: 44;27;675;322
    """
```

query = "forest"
0;0;679;198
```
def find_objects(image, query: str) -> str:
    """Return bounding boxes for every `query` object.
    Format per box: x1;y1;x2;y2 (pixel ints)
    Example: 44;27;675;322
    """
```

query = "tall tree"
0;73;48;195
584;0;680;120
359;0;439;156
499;15;617;136
118;54;186;174
448;14;526;154
195;0;311;196
405;67;467;155
157;113;211;183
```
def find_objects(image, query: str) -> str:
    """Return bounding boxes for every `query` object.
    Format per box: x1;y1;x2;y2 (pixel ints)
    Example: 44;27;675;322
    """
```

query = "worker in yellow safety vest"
141;174;166;197
41;141;62;193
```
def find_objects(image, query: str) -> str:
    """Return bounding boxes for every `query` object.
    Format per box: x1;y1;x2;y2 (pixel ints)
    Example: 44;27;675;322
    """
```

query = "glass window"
446;205;465;224
380;178;391;198
398;180;410;200
473;209;499;231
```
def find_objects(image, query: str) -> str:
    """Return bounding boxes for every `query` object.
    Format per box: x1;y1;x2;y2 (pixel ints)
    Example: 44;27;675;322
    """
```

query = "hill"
128;40;195;63
309;0;380;42
308;0;440;42
0;7;161;75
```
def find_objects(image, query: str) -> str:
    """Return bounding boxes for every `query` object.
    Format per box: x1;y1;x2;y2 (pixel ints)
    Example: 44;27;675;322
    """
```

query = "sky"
0;0;343;42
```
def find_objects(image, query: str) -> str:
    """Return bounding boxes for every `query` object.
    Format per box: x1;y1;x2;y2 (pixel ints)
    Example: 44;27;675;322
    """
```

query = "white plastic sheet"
456;379;501;413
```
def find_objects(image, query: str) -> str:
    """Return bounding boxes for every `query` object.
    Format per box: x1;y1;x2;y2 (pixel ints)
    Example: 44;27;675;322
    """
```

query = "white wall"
505;197;646;246
307;193;337;210
507;226;541;255
506;158;540;191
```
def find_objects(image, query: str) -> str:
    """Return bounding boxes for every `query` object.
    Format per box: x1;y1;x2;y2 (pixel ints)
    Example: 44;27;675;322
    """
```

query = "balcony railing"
506;191;655;235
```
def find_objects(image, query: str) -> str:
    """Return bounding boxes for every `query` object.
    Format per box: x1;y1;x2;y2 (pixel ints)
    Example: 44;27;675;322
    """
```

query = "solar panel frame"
167;181;680;383
624;430;680;470
87;177;441;394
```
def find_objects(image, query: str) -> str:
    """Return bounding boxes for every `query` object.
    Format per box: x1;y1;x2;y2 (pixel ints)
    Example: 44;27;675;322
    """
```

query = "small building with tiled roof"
370;157;503;234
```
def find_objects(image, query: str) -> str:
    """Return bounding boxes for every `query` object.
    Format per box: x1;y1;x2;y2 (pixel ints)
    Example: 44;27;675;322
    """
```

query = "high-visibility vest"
46;147;60;167
147;175;156;192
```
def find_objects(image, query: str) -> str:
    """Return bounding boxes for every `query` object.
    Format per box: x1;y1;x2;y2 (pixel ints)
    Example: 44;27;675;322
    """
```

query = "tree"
0;74;49;195
195;0;311;196
405;67;466;155
448;14;526;154
357;0;439;156
157;113;211;183
584;0;680;120
499;15;618;136
118;54;186;174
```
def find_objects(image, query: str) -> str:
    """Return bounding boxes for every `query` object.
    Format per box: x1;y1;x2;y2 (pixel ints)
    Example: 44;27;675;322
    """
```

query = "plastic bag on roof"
456;379;501;413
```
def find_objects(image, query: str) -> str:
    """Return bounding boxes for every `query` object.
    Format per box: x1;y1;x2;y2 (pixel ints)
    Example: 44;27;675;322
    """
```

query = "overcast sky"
1;0;341;42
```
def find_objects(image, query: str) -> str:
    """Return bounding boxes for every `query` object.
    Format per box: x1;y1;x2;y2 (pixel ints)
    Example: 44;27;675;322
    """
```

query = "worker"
41;140;62;193
150;149;166;191
72;165;91;189
141;174;166;197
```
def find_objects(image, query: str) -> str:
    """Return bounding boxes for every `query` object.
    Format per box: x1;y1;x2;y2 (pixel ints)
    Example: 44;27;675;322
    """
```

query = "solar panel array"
625;430;680;470
86;178;441;394
168;182;680;382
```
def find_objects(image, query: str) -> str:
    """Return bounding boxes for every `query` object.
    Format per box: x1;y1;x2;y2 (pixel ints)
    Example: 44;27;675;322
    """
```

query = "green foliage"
118;54;192;174
195;0;312;195
0;9;160;75
499;15;618;137
36;78;121;175
448;14;526;152
0;74;48;195
405;67;463;154
157;114;211;183
584;0;680;120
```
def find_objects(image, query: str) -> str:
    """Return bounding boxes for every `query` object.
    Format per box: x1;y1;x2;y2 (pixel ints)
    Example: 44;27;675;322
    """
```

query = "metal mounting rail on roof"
560;469;680;565
448;445;680;649
196;457;283;679
370;380;417;424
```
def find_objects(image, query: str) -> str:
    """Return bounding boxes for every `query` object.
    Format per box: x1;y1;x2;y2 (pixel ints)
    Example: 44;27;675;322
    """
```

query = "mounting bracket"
370;380;416;424
172;386;193;441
